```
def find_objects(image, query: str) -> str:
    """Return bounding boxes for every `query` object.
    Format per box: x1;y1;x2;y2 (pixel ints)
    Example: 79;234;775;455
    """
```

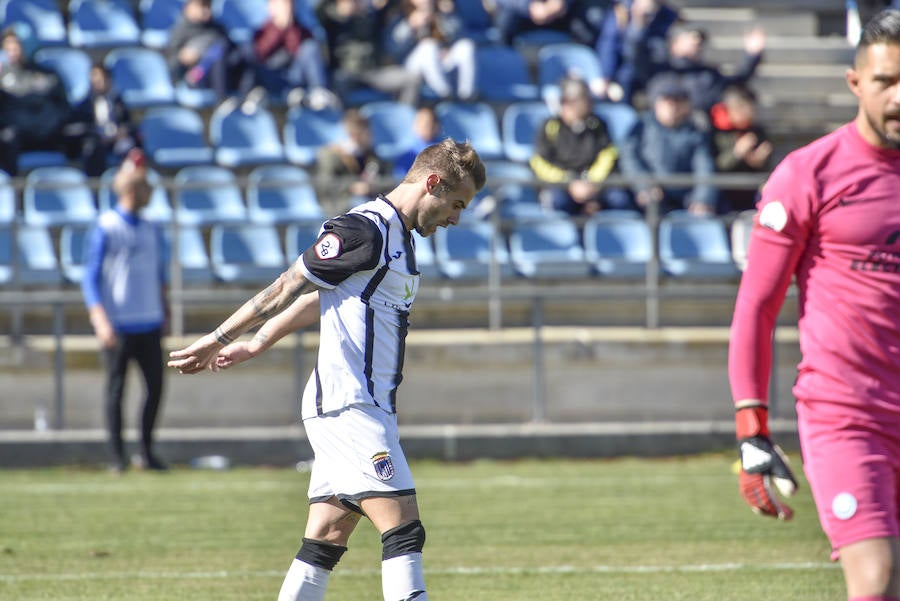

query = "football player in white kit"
169;139;486;601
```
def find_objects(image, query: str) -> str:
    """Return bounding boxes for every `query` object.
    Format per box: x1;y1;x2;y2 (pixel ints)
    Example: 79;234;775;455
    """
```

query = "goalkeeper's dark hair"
856;8;900;65
403;139;486;192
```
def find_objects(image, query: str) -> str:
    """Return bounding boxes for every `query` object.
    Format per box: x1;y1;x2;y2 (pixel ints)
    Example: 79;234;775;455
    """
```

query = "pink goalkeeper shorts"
797;401;900;559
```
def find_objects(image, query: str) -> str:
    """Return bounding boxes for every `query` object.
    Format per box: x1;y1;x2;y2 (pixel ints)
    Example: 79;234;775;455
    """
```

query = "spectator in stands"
393;106;442;179
82;149;169;474
0;28;73;175
316;0;421;105
530;77;632;216
709;83;772;213
75;63;140;176
656;24;766;112
618;72;717;215
166;0;255;102
251;0;338;109
590;0;679;103
489;0;572;46
316;109;393;208
384;0;477;101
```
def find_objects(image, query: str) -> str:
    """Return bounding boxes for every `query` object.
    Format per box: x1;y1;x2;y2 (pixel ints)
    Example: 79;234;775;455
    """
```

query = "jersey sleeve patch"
759;201;788;232
302;213;383;286
314;232;342;260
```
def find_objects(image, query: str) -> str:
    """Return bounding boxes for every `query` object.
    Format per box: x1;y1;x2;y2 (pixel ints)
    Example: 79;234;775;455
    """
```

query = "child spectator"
709;83;772;213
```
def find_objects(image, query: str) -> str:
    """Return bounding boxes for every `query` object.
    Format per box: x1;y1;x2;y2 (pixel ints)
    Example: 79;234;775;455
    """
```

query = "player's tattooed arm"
215;256;319;343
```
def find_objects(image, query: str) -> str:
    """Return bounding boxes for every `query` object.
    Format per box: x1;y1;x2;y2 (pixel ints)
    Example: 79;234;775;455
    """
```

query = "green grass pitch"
1;454;844;600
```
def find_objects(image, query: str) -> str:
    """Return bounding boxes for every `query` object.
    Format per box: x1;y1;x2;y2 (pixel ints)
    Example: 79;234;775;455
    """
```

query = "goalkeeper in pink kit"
729;9;900;601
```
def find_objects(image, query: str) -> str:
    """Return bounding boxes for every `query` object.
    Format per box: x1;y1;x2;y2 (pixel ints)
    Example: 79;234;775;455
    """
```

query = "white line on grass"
0;562;840;583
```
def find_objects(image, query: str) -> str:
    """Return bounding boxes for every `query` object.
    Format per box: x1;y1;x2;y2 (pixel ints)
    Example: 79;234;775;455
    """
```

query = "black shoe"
136;454;168;472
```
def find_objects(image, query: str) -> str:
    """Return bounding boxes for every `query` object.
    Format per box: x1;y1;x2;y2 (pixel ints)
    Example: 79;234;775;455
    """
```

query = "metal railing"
2;171;778;429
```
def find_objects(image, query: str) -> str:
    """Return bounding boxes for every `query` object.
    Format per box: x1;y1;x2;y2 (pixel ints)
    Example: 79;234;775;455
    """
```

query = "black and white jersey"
298;196;420;419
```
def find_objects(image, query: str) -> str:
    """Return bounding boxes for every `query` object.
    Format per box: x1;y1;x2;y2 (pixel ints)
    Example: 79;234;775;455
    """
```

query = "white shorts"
303;403;416;513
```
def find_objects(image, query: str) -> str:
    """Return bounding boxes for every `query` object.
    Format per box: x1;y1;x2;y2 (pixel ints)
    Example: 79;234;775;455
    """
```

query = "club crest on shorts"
371;451;395;481
315;233;342;260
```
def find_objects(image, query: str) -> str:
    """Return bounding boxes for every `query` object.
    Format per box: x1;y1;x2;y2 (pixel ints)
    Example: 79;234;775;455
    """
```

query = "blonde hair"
403;139;486;191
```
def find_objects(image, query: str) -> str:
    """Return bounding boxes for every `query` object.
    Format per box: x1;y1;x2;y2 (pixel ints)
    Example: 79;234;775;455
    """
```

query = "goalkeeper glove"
735;404;798;520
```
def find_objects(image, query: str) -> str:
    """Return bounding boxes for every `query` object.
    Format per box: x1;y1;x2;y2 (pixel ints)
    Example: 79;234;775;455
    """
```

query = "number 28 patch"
371;451;395;481
315;233;342;260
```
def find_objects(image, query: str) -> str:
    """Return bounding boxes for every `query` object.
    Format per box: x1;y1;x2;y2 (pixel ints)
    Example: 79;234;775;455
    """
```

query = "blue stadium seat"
173;165;247;226
140;106;214;168
476;160;542;221
6;224;63;285
209;102;285;167
0;172;15;224
173;80;219;109
17;151;68;173
211;0;267;44
0;225;11;285
435;101;504;161
594;102;638;146
139;0;183;48
508;216;591;278
285;221;322;260
23;167;97;226
105;46;176;108
658;211;740;279
537;43;602;96
162;225;213;285
474;46;539;102
501;101;551;163
512;28;572;49
358;101;417;163
33;46;92;107
68;0;141;48
210;223;286;283
98;167;173;223
411;230;439;280
59;223;90;284
433;220;512;280
0;0;67;47
283;107;345;166
582;210;651;278
246;164;323;225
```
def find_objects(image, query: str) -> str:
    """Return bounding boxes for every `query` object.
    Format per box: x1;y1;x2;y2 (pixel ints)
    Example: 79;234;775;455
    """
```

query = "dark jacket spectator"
530;77;631;215
166;0;254;101
619;73;717;215
317;0;420;104
592;0;678;102
709;84;772;212
661;24;765;112
0;28;72;174
490;0;572;46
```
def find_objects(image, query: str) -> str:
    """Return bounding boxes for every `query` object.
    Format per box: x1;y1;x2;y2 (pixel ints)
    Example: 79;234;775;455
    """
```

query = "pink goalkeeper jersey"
729;122;900;417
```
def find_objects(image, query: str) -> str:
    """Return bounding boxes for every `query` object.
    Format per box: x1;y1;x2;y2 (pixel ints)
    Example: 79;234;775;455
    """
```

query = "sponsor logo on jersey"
759;201;787;232
315;233;342;260
372;451;395;481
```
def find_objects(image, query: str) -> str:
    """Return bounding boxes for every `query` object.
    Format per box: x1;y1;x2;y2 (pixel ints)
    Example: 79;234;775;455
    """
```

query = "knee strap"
381;520;426;560
296;538;347;571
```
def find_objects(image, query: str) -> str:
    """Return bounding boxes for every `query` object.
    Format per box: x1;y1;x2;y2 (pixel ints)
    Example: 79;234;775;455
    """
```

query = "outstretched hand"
215;341;255;370
167;333;222;374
